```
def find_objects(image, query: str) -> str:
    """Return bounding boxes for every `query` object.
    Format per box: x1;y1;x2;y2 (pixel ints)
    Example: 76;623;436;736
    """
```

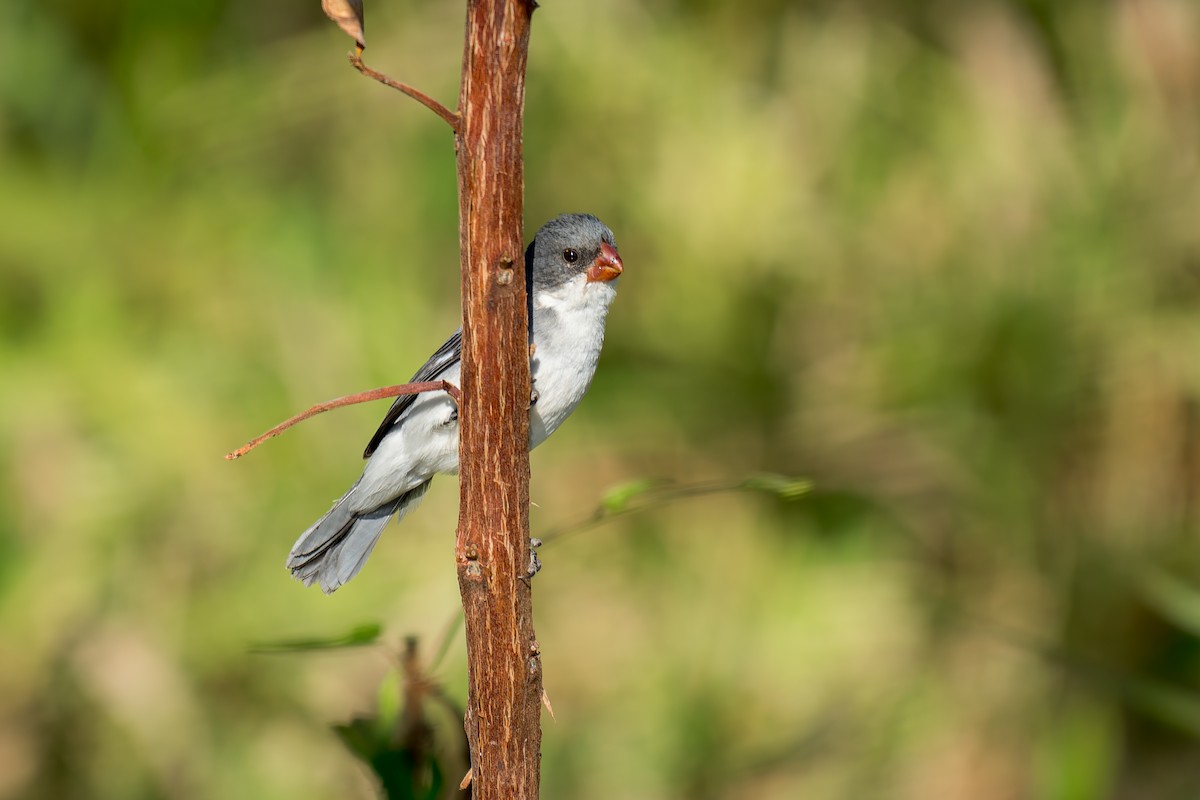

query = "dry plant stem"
349;52;460;131
453;0;540;798
224;381;460;460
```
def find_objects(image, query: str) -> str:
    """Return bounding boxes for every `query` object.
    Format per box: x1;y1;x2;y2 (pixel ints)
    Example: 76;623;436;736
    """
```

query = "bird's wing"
362;329;462;458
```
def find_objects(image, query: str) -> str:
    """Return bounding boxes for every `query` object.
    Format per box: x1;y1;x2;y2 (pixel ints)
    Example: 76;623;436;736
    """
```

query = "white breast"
529;274;617;448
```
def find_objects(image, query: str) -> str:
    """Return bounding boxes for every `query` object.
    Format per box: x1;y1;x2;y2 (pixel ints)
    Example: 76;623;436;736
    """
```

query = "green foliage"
331;662;456;800
3;0;1200;798
251;622;384;653
333;718;447;800
330;640;466;800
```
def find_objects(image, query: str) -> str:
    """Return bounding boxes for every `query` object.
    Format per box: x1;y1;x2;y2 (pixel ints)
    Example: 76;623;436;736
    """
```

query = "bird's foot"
529;386;540;408
525;537;543;580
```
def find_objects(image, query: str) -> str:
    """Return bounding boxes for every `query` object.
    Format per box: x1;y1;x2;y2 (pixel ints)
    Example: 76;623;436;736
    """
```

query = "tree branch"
224;380;460;460
453;0;541;797
349;52;460;132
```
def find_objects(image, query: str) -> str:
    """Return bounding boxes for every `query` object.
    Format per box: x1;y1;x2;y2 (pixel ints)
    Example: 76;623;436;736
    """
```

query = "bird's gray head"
526;214;623;290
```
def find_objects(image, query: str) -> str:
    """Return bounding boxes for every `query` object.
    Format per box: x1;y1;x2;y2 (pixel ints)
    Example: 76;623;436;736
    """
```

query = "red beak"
586;241;624;283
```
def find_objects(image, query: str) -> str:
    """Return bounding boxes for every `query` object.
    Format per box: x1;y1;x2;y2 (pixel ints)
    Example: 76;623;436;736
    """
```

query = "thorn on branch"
348;52;460;132
225;380;460;460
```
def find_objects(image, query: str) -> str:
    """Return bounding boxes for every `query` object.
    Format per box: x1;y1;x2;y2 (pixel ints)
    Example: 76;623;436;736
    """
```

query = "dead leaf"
321;0;365;51
459;767;473;790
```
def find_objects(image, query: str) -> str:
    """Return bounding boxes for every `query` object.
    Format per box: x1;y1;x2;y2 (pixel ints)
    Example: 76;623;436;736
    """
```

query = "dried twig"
349;52;460;131
225;380;460;460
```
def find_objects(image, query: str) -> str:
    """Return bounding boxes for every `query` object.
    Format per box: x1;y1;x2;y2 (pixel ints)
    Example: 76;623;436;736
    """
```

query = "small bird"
288;214;624;593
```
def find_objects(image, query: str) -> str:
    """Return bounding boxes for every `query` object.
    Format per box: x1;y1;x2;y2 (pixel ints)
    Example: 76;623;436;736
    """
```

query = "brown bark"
453;1;541;798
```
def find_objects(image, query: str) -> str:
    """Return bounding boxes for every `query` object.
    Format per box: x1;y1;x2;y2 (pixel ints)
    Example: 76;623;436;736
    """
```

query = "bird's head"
526;213;623;291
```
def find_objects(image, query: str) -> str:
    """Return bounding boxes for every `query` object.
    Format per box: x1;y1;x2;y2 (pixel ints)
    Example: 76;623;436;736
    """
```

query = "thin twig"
225;380;460;460
537;477;811;545
349;51;460;132
535;480;736;544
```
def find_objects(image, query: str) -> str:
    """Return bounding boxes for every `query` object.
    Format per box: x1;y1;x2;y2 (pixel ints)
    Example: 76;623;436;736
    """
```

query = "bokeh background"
3;0;1200;797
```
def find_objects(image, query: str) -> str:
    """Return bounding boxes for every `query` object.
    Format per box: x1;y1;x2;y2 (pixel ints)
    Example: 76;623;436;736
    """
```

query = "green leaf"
249;622;383;653
373;750;424;800
332;717;382;762
741;473;813;500
376;667;402;739
599;478;670;513
423;759;444;800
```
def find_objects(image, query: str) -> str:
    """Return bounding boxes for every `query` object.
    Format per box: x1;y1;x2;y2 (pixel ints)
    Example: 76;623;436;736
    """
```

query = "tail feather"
287;480;432;594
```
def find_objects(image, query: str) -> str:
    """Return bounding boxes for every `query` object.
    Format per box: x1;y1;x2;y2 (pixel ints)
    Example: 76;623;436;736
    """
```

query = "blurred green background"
3;0;1200;797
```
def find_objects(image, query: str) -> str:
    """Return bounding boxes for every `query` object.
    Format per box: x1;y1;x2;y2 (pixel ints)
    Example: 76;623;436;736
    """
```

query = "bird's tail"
286;480;432;594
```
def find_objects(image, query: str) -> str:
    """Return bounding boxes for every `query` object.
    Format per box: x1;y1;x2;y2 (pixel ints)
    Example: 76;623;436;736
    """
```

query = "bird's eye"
563;248;578;263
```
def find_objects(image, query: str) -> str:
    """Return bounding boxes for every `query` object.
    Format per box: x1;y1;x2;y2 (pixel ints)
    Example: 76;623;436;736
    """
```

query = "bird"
287;213;624;593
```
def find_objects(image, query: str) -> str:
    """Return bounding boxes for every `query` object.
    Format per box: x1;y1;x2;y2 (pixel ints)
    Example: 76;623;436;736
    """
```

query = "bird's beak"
586;242;624;283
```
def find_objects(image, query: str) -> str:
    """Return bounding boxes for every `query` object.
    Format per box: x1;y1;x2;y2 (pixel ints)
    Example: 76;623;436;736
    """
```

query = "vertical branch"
453;1;540;798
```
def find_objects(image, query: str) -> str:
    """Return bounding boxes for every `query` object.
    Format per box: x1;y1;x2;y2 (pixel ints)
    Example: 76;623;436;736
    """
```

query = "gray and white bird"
287;213;623;593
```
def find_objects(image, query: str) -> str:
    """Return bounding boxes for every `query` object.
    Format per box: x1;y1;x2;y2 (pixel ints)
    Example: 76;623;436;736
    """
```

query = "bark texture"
453;1;540;797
